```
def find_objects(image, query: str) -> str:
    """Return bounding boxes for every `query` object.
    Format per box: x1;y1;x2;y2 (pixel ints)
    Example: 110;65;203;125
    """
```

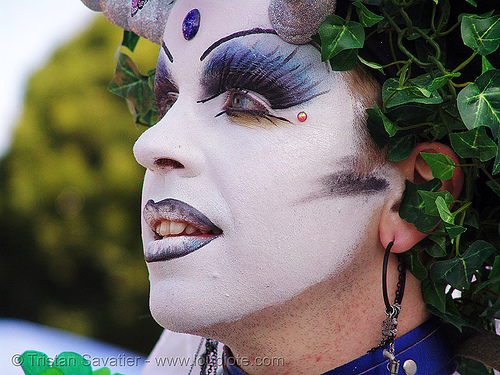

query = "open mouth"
143;198;222;262
152;219;218;239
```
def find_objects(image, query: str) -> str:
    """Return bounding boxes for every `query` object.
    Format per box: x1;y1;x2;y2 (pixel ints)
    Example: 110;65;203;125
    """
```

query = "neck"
194;250;430;375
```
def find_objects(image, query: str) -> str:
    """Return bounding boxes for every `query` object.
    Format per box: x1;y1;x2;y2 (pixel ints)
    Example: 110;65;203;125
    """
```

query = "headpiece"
81;0;338;45
81;0;175;44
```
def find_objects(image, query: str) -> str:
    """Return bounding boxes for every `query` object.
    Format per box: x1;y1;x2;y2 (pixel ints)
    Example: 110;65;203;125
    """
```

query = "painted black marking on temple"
321;172;389;197
162;41;174;63
200;28;278;61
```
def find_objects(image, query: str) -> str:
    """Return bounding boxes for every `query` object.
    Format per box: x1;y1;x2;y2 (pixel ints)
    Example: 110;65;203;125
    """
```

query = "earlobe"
379;142;464;254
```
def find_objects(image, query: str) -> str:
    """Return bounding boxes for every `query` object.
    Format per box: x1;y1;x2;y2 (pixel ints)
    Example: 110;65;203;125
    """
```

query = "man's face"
133;0;397;333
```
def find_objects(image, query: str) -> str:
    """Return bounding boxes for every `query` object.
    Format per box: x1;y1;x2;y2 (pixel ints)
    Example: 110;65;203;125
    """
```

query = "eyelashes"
199;42;325;110
154;59;179;119
215;90;292;125
154;39;329;122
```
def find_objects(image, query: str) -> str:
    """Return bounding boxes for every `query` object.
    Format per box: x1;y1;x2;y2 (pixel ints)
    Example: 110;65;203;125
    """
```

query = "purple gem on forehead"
182;9;201;40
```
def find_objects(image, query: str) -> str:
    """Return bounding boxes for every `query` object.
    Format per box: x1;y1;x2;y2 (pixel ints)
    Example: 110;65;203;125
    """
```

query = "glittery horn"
269;0;337;44
80;0;176;45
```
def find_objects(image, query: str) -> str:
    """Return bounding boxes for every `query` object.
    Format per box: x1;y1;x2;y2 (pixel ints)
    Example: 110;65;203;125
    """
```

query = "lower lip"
144;235;219;262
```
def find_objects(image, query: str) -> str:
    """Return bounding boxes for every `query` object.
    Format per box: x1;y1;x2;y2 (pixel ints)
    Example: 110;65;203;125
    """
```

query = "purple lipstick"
143;198;222;262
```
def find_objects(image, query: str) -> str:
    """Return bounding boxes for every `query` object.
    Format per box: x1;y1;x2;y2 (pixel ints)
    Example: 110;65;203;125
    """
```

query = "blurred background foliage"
0;15;163;354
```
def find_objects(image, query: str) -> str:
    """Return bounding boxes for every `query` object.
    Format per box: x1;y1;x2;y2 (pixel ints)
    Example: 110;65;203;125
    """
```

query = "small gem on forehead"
182;9;201;41
297;111;307;122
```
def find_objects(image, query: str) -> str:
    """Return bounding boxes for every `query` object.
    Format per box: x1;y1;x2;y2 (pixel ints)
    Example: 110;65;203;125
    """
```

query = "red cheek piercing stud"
297;111;307;122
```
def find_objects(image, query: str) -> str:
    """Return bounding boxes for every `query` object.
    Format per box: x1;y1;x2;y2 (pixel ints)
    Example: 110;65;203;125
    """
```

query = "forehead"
165;1;273;58
160;0;338;96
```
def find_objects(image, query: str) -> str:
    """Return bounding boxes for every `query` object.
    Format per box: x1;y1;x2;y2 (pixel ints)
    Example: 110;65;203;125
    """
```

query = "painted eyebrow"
162;41;174;63
200;28;277;61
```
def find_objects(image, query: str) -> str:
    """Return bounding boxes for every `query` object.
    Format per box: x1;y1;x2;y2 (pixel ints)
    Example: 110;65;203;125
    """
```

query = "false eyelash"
200;41;325;110
215;108;292;125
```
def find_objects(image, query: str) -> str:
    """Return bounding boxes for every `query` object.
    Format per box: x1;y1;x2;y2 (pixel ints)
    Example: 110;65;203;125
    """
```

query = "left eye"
230;92;260;109
215;90;290;125
221;90;268;115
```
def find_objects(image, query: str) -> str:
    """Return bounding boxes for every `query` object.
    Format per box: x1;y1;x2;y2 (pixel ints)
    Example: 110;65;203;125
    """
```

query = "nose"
133;103;206;178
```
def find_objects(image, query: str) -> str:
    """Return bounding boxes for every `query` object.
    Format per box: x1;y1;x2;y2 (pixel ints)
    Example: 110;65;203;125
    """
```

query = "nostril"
154;158;184;169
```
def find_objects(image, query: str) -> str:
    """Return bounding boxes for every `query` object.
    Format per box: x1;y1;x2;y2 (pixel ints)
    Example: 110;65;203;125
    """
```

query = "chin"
148;282;240;335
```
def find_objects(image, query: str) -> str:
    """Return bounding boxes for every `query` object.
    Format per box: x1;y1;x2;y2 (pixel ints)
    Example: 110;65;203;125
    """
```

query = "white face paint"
133;0;397;333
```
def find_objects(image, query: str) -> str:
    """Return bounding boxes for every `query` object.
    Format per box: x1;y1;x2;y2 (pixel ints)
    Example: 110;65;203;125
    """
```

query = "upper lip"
143;198;223;238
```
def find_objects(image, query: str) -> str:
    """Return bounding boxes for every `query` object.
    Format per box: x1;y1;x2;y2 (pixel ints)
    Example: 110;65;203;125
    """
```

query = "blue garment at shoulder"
223;318;457;375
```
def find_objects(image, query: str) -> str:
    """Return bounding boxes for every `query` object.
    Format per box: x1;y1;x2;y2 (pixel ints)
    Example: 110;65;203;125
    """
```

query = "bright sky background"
0;0;95;157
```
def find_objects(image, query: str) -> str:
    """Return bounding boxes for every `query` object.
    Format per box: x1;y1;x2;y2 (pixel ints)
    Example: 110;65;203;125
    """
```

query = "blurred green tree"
0;15;163;354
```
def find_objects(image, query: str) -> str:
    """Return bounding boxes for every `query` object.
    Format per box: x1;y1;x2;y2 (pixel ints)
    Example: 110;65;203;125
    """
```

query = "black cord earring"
369;241;407;374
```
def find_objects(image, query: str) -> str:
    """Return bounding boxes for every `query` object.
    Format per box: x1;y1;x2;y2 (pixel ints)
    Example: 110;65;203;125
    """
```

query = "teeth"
185;225;198;234
159;221;170;236
154;220;202;237
170;221;187;235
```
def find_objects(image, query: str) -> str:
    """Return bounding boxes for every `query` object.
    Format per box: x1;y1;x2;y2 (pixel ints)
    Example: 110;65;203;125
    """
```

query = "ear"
379;142;464;253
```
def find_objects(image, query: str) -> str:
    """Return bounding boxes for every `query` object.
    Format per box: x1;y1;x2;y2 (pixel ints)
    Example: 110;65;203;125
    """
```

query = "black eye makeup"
199;38;329;121
154;57;179;119
153;36;331;122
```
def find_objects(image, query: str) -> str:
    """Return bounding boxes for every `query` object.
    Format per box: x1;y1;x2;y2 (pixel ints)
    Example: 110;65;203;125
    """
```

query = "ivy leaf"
473;256;500;295
383;77;443;108
461;15;500;56
444;222;467;239
427;233;448;257
464;0;478;6
486;179;500;197
457;69;500;139
399;179;442;232
353;2;384;27
329;48;359;71
121;31;140;52
386;104;438;128
494;151;500;175
482;56;495;73
405;250;428;281
480;295;500;318
388;134;416;161
457;358;491;375
490;256;500;280
430;240;496;289
422;277;447;312
449;127;498;162
319;15;365;61
358;55;385;74
373;102;397;136
426;305;472;332
436;196;455;224
108;53;158;126
418;190;454;216
20;351;50;375
420;152;456;180
366;106;389;148
428;72;461;91
53;352;92;375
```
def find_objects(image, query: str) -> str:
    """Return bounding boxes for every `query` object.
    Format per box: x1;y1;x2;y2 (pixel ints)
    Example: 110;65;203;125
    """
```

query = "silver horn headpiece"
81;0;338;46
269;0;337;44
80;0;176;45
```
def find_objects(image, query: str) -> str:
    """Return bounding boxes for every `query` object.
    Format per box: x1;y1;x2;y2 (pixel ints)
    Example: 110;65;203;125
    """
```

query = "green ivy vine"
317;0;499;372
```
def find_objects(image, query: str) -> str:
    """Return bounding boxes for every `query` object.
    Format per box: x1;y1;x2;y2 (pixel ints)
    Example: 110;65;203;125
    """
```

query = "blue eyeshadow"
200;39;328;110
